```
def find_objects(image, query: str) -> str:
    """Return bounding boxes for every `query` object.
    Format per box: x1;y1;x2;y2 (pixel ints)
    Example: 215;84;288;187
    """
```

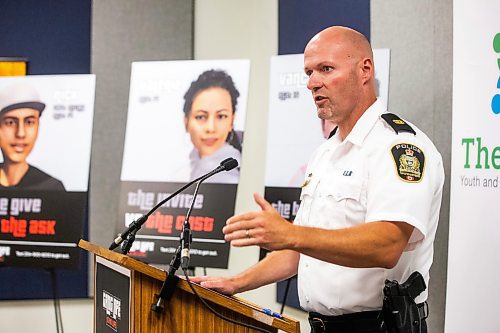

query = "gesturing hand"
223;193;295;251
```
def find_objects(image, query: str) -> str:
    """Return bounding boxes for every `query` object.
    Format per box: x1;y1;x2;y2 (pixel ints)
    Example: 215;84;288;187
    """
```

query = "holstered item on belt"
382;271;427;333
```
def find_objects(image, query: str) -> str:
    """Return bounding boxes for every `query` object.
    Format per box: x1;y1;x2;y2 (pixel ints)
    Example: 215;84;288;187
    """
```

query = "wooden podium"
79;240;300;333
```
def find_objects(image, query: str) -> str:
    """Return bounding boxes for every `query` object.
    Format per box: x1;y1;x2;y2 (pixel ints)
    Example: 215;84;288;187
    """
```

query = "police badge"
391;143;425;182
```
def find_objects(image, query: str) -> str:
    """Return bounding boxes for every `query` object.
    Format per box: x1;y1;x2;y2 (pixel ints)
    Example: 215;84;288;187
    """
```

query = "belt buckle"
309;317;326;333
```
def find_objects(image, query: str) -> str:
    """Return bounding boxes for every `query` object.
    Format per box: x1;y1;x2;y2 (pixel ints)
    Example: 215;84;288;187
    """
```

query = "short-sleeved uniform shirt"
295;99;445;315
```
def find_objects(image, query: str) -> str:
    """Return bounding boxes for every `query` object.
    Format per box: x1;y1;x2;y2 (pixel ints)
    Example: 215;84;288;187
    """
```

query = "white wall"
0;299;93;332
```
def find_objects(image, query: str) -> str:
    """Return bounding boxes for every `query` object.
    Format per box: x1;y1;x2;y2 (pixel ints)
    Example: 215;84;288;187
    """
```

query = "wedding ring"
245;229;251;238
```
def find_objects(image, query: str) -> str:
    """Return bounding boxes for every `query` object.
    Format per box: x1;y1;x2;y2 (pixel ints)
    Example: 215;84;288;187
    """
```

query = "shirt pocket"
317;174;365;228
296;179;318;227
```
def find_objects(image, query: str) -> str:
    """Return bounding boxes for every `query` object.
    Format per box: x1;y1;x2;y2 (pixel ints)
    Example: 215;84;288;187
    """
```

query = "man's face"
0;108;40;163
303;37;363;126
185;87;234;158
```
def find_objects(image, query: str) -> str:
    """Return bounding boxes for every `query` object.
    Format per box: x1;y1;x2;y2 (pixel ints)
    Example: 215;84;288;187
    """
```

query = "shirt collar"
343;98;385;146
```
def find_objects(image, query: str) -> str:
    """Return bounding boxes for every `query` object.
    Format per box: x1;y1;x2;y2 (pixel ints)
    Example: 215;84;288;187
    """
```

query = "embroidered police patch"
391;143;425;182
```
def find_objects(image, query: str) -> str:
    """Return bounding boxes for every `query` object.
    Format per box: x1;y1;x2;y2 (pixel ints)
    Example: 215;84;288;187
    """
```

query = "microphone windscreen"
222;158;238;171
219;158;233;166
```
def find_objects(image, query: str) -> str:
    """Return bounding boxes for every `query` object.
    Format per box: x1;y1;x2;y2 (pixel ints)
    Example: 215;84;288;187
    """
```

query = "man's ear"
184;117;188;131
360;57;374;84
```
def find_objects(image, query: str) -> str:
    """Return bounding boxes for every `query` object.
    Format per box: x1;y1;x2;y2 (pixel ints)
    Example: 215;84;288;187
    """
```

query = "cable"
49;268;64;333
279;277;292;314
183;269;275;333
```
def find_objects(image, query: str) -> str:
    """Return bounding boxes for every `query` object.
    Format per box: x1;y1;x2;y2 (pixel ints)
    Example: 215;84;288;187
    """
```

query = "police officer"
191;26;444;333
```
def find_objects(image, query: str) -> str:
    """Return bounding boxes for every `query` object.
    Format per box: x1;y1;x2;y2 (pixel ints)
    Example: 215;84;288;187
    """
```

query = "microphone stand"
120;228;138;255
151;246;181;312
180;180;203;270
108;158;238;312
151;172;213;312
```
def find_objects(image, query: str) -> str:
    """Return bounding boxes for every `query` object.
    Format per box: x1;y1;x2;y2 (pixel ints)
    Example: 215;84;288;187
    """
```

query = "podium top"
79;239;300;333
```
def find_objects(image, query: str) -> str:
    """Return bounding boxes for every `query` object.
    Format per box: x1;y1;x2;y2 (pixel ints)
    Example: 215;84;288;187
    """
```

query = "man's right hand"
189;275;240;296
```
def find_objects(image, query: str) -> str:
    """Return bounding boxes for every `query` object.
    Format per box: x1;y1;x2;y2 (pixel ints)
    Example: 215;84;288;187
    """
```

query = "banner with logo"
117;60;249;267
446;1;500;331
264;51;390;308
0;75;95;269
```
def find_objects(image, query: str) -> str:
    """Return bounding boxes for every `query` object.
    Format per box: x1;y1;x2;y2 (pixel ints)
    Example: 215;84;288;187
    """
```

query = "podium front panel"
95;256;131;333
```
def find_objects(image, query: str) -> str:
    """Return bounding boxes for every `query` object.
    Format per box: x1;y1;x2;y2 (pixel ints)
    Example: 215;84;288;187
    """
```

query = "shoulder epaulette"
381;113;416;135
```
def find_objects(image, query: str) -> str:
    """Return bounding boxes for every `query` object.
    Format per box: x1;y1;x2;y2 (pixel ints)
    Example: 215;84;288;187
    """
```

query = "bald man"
192;26;444;333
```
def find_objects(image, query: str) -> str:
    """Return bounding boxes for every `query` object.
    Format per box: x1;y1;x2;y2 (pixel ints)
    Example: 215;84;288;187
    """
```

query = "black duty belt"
308;303;427;333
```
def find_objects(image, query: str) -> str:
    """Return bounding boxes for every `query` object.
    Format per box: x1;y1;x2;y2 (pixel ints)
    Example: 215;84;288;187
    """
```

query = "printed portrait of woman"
181;69;242;183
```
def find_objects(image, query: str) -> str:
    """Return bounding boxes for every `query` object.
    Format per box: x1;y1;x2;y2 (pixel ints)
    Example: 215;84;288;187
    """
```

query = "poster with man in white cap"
0;75;95;269
0;82;66;190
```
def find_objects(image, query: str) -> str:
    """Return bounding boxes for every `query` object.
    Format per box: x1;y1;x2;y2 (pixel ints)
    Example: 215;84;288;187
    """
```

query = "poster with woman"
117;60;250;268
0;74;95;269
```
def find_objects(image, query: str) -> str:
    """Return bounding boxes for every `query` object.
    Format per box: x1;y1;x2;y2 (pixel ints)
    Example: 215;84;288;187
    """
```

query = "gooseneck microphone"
180;157;238;269
150;157;238;313
109;157;239;252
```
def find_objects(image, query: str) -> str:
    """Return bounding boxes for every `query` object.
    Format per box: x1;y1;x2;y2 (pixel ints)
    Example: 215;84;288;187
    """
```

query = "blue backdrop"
0;0;91;299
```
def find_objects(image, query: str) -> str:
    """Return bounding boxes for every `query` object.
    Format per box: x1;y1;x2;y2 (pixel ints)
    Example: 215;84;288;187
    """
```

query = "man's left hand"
223;193;294;251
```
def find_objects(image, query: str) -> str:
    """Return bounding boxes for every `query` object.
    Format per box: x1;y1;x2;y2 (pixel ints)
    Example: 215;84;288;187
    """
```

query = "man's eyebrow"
304;61;334;70
316;61;334;67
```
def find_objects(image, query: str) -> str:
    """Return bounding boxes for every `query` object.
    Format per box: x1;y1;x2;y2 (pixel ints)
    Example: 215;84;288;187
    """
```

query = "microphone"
220;157;239;172
150;157;238;313
109;157;239;252
179;157;238;269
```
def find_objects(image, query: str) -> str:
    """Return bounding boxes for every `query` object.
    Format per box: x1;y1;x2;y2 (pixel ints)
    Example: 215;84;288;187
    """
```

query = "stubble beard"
316;104;336;122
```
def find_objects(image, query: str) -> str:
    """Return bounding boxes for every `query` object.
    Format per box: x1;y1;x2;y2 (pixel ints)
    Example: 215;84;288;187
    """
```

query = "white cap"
0;82;45;115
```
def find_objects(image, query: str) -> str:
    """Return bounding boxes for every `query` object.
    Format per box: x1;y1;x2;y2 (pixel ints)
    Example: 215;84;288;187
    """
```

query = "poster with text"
0;75;95;269
446;1;500;332
117;60;250;268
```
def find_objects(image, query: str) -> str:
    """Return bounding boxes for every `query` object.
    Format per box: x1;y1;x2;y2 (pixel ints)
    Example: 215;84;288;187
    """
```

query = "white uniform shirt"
295;99;445;315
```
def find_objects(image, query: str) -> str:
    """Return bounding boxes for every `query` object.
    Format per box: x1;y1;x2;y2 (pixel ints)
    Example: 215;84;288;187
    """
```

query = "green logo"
492;33;500;114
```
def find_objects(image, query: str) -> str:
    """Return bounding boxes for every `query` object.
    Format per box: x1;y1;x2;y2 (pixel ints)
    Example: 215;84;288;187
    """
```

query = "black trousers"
308;310;428;333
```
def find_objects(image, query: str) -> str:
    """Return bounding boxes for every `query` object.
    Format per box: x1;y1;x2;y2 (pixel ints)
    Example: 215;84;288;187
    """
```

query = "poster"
117;60;250;267
446;1;500;332
0;75;95;269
